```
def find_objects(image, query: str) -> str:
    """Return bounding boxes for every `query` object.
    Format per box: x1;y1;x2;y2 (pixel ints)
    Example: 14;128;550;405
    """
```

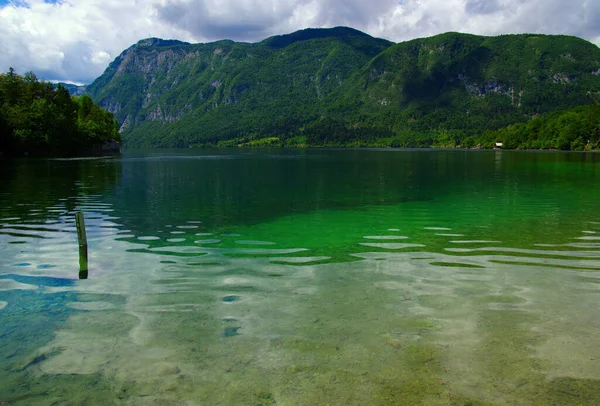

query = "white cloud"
0;0;599;84
0;0;192;83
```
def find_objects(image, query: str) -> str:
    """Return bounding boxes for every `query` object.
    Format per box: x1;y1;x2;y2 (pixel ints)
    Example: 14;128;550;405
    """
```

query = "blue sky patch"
0;0;60;7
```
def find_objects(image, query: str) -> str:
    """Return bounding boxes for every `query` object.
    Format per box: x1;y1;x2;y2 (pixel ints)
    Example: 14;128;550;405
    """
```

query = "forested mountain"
81;27;600;149
0;69;120;156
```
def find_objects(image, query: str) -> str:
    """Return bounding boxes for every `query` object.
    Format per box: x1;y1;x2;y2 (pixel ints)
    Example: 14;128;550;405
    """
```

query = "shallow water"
1;149;600;405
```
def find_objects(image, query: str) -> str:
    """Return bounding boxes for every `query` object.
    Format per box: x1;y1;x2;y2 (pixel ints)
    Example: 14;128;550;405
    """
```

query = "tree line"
0;68;120;157
188;104;600;150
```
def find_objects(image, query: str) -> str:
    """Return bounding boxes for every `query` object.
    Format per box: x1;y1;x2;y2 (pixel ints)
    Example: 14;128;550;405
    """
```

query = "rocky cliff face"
82;28;600;147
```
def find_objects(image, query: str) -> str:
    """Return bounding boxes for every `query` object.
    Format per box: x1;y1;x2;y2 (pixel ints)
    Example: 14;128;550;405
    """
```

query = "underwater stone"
223;327;241;337
222;295;240;303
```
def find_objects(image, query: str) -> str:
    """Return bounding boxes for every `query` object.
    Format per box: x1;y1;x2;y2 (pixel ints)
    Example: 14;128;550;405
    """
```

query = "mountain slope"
331;32;600;132
85;27;392;147
84;28;600;148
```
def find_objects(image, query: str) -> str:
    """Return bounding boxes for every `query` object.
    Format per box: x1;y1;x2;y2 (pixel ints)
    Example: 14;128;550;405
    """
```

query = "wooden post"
75;212;88;279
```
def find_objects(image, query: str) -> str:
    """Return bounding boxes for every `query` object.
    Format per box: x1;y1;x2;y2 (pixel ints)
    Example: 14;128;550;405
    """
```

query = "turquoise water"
1;149;600;404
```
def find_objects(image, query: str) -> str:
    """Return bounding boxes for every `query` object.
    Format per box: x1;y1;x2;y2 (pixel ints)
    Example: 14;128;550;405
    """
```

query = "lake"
1;148;600;404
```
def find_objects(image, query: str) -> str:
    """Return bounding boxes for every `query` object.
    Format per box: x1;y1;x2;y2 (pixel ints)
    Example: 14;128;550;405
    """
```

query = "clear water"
1;149;600;405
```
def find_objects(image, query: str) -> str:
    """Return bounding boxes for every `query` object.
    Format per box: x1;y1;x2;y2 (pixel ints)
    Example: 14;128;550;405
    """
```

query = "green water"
1;149;600;405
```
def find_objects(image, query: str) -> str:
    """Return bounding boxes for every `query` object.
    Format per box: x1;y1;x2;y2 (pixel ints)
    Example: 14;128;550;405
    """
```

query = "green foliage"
0;69;120;156
76;94;120;144
480;105;600;150
83;28;600;150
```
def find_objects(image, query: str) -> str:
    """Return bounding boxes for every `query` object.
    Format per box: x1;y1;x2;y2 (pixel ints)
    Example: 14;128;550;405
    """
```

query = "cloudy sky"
1;0;599;84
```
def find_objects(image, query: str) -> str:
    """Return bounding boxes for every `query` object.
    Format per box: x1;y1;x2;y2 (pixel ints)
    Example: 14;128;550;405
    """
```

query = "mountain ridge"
78;27;600;148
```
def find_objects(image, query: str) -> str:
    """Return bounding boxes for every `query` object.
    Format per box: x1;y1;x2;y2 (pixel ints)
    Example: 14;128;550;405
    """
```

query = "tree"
0;69;121;156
